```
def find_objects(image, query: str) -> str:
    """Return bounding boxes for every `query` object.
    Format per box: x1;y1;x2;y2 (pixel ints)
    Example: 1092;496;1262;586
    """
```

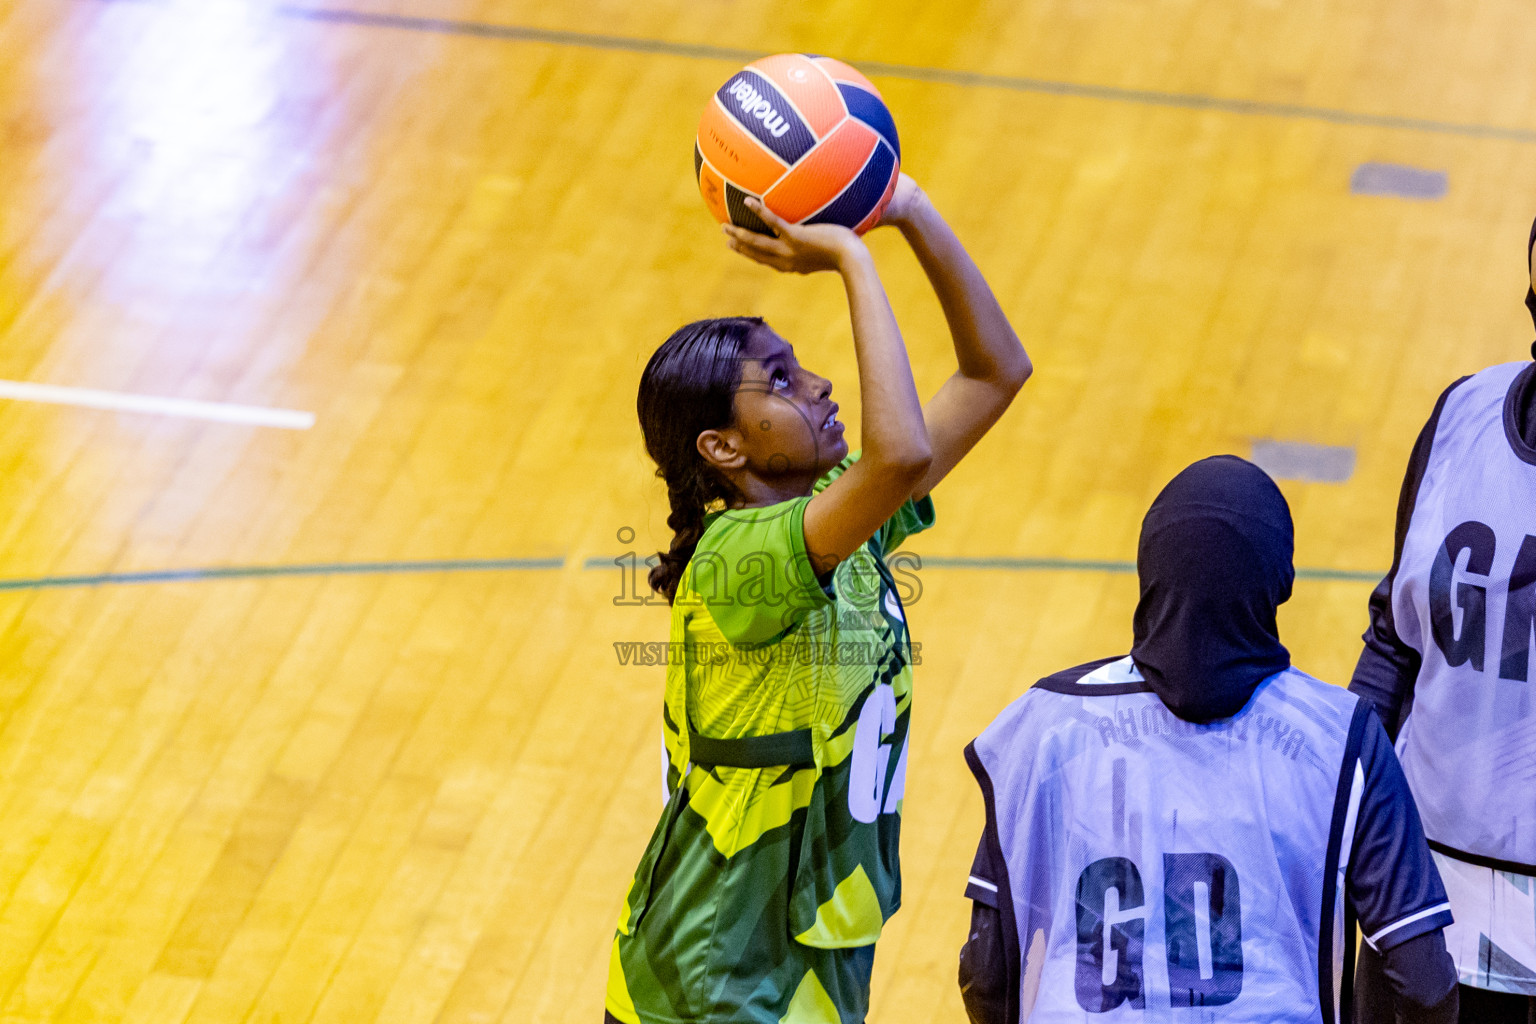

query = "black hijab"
1131;456;1294;723
1526;215;1536;344
1519;217;1536;447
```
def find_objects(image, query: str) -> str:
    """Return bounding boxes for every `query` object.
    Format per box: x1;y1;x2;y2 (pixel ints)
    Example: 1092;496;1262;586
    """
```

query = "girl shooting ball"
607;175;1031;1024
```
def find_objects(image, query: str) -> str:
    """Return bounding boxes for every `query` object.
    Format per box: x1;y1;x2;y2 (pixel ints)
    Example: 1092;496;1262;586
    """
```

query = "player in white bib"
1349;222;1536;1024
959;456;1458;1023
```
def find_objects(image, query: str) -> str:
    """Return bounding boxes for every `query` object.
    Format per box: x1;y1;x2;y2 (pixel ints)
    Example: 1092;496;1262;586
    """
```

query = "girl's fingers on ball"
722;218;804;272
730;243;778;269
726;224;778;251
744;198;790;233
742;235;788;258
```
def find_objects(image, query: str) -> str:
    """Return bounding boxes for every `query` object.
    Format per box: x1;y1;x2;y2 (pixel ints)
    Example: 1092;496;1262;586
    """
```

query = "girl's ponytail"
650;468;723;603
637;317;762;604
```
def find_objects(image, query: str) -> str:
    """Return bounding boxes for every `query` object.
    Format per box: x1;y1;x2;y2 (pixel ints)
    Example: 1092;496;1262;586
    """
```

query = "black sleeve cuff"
965;873;1000;908
1364;904;1455;952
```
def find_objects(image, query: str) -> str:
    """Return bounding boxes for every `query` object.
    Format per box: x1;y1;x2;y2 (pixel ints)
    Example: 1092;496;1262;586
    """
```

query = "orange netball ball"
695;54;901;236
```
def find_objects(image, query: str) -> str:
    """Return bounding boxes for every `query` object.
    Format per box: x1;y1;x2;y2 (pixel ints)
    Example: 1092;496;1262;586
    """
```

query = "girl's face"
730;325;848;483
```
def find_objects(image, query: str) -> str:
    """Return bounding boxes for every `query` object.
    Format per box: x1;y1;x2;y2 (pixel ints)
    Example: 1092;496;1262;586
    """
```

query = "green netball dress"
607;454;934;1024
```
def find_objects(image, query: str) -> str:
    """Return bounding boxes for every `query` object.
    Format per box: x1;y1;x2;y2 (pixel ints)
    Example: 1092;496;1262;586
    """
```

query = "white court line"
0;380;315;430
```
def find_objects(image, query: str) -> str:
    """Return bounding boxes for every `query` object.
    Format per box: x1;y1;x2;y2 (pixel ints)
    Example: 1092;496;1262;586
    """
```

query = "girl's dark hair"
638;317;762;603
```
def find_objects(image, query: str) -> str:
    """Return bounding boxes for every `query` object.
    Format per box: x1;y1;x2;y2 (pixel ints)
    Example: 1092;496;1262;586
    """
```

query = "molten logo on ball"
724;78;793;139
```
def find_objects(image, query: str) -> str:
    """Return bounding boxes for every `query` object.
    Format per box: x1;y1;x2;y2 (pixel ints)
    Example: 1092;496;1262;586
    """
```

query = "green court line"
919;555;1137;574
917;556;1381;582
275;6;1536;145
0;558;565;592
581;554;1382;582
0;555;1380;593
1290;566;1386;583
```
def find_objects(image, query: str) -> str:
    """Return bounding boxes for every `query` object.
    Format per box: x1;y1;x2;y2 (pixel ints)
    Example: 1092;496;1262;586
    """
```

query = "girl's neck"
729;473;817;509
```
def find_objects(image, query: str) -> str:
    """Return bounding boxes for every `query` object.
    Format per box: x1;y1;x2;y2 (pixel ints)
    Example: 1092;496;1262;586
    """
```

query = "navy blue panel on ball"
715;70;815;165
838;83;900;160
693;143;702;183
725;183;773;235
807;141;896;229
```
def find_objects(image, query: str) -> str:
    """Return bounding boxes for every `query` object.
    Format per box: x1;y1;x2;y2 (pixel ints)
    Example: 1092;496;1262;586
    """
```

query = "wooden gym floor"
0;0;1534;1020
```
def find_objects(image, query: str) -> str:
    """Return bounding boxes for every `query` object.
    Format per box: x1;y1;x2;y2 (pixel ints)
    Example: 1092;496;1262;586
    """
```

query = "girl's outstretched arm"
725;200;931;572
883;176;1031;500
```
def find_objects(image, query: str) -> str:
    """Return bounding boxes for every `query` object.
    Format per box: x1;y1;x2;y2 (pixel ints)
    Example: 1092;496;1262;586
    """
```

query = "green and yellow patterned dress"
607;454;934;1024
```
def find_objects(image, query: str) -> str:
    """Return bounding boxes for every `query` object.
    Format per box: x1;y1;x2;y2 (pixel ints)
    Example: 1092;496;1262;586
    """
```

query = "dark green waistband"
688;728;814;769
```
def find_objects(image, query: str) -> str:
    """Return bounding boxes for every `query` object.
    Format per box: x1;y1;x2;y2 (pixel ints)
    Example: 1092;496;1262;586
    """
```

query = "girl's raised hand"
723;198;865;274
876;173;927;230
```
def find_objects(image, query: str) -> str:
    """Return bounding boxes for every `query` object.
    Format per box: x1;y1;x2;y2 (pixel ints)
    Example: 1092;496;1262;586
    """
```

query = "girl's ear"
697;428;747;474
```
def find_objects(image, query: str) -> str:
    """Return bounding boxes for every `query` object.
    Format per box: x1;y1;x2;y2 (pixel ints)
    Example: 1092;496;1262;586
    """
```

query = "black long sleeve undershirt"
1353;930;1461;1024
957;901;1008;1024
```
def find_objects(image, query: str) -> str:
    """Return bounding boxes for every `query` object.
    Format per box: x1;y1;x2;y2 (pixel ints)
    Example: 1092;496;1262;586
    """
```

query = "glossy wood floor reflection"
1;0;1535;1020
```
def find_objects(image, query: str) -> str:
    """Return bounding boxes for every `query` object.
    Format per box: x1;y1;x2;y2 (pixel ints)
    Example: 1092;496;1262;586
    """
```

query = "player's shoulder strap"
971;656;1151;762
1033;654;1152;697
